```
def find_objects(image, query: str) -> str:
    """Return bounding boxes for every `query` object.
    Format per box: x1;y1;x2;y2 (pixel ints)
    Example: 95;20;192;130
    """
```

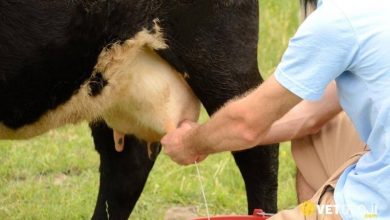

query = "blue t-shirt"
274;0;390;219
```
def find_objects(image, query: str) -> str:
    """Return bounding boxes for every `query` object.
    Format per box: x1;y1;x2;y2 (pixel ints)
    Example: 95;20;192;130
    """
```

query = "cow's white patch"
0;20;200;141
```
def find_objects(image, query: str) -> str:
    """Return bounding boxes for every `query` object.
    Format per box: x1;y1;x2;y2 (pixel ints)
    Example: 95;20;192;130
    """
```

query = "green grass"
0;125;99;220
0;0;300;219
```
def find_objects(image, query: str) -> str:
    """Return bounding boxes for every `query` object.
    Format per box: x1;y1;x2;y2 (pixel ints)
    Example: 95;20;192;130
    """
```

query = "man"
162;0;390;219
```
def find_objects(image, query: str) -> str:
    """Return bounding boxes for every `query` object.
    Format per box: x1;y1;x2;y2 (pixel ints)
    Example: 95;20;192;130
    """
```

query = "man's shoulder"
326;0;390;38
326;0;390;18
299;1;353;39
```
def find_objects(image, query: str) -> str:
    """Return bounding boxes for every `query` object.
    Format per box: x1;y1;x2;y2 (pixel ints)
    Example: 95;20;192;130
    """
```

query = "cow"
0;1;279;219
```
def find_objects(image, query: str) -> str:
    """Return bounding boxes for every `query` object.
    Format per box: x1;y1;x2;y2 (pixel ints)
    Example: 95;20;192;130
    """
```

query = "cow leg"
232;146;279;214
90;121;161;220
184;71;279;214
181;76;280;214
189;71;279;214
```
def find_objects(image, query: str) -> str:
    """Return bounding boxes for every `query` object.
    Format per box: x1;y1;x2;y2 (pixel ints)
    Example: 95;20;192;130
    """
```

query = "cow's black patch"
89;72;108;97
0;1;158;129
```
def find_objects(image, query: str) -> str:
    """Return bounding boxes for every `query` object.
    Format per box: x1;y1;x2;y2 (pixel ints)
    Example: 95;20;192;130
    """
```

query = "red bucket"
193;209;272;220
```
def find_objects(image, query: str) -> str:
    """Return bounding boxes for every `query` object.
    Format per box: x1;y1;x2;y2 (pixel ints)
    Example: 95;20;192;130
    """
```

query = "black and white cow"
0;1;279;219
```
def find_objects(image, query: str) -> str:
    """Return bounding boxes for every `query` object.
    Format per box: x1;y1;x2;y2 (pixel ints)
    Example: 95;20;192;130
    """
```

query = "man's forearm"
190;100;259;154
190;75;302;155
256;82;342;145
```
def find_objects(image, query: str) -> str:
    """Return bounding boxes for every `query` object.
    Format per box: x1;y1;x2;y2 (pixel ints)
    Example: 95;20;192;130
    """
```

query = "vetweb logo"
300;201;379;219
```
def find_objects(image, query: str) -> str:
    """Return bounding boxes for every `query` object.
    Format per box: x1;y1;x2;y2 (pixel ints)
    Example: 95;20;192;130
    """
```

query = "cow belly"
102;47;200;142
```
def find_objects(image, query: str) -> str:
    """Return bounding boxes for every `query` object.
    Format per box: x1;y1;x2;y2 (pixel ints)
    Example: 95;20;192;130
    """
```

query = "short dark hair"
300;0;318;20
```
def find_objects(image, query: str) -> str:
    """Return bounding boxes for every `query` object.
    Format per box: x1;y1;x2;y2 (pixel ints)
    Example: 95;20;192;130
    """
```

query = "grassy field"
0;0;300;219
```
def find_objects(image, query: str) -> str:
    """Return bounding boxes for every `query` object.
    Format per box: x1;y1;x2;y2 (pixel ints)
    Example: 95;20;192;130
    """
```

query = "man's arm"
162;75;302;164
257;82;341;145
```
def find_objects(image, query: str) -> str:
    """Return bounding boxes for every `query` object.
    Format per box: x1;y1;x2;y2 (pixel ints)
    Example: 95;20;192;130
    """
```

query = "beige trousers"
270;112;367;220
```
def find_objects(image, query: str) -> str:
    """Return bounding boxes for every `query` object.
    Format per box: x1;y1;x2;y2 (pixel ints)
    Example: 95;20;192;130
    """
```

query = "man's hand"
161;121;207;165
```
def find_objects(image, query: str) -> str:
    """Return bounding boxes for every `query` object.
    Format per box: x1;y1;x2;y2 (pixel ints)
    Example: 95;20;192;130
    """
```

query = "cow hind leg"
186;72;279;214
232;145;278;214
90;121;160;220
